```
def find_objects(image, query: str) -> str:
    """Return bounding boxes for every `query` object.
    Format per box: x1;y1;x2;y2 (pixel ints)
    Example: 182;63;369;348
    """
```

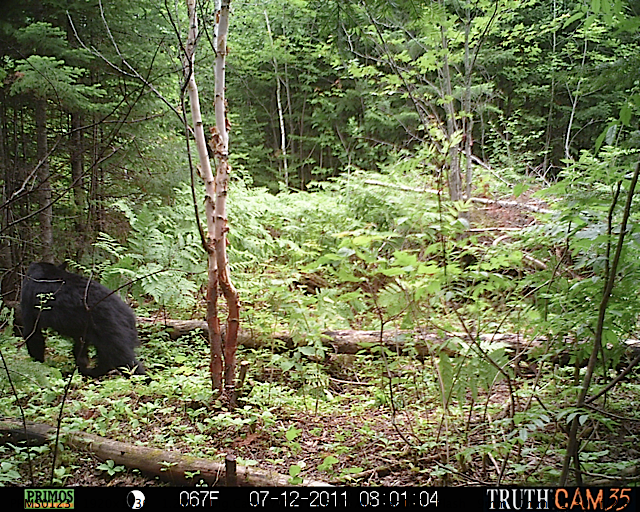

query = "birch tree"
264;10;288;187
183;0;240;398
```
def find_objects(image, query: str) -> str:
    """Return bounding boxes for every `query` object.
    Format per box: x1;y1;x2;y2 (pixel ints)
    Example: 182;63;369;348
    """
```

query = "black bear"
21;262;145;377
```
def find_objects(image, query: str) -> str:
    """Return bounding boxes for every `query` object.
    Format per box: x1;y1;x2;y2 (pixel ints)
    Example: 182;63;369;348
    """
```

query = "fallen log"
0;419;329;487
137;317;538;357
137;318;640;368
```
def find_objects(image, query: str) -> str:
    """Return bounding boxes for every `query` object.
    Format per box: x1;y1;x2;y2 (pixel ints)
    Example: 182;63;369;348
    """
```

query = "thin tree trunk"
463;14;473;203
70;112;86;260
0;92;6;177
184;0;239;398
213;0;240;399
35;98;53;263
184;0;222;392
89;113;101;237
439;25;461;201
0;90;15;299
265;11;288;188
1;106;27;300
564;36;588;160
542;0;558;173
559;162;640;484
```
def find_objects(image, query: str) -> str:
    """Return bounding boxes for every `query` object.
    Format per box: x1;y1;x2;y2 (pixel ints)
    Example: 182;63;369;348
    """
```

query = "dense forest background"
1;0;640;488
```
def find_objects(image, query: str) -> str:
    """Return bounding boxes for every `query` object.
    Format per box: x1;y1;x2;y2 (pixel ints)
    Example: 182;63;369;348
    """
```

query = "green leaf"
619;103;631;126
286;426;301;441
318;455;339;471
379;267;410;276
563;11;584;28
513;183;529;198
336;247;356;259
391;251;418;267
298;346;317;356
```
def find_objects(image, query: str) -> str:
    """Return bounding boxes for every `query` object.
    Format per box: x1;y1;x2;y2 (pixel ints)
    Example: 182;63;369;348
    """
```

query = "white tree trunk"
264;11;288;187
213;0;240;397
184;0;239;396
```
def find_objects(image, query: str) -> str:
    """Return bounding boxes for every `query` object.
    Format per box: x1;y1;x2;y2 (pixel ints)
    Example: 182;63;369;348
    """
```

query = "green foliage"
0;457;21;484
8;22;103;109
0;305;60;391
527;147;640;356
88;188;205;311
227;182;355;268
11;56;105;110
14;22;90;63
438;338;511;408
96;460;126;477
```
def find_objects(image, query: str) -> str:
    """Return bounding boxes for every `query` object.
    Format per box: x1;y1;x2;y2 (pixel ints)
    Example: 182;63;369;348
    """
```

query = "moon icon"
128;490;146;509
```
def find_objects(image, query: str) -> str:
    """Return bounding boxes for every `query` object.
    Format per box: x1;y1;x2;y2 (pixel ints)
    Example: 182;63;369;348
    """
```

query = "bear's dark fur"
21;262;144;377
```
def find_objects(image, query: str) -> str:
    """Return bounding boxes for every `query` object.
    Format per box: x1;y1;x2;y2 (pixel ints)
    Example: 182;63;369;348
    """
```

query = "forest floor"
5;198;640;488
16;370;639;488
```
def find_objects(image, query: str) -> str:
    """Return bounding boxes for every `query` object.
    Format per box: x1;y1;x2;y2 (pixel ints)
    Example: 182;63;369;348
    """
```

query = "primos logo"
24;489;74;509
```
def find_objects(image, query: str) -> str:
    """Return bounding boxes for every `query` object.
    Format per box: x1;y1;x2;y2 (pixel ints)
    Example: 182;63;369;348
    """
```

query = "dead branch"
468;227;523;232
363;179;554;214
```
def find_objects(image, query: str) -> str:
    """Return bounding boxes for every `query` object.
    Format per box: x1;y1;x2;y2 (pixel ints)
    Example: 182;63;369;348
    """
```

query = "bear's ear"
58;262;68;271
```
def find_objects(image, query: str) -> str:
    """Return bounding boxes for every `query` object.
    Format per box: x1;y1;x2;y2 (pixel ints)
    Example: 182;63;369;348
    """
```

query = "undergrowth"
2;158;640;486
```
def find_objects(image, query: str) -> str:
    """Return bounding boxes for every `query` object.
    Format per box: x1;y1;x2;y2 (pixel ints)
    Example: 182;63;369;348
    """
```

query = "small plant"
0;460;21;484
288;463;303;485
284;425;302;456
96;460;126;477
317;455;339;474
51;466;74;485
